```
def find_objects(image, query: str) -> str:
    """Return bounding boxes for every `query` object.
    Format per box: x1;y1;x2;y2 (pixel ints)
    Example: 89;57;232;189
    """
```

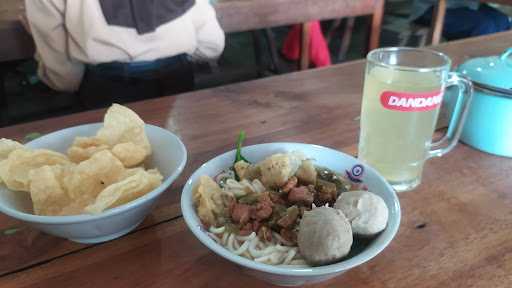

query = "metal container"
453;48;512;157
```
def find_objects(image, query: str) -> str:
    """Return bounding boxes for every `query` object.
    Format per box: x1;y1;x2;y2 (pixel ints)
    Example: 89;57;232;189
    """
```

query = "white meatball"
298;207;353;266
335;191;388;236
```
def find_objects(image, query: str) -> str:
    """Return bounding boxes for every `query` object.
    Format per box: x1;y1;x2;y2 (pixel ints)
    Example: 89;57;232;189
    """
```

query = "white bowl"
0;123;187;243
181;143;400;286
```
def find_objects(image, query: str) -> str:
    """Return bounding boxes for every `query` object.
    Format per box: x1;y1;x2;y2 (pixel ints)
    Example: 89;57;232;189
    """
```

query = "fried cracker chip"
112;142;148;168
66;105;151;166
63;150;125;207
119;167;146;180
84;168;163;214
0;160;7;185
0;149;70;192
67;137;109;163
0;139;24;185
58;202;90;216
96;104;151;166
0;138;24;160
28;165;73;216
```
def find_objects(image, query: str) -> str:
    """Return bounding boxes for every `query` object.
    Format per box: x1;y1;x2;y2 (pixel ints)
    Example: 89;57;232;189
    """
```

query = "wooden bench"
0;0;385;65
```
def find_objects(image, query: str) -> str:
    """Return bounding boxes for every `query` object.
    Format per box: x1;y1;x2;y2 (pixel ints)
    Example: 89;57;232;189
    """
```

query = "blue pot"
453;48;512;157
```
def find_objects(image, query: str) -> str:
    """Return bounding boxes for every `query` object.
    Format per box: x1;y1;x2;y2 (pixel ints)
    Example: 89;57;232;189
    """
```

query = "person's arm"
25;0;85;92
191;0;225;60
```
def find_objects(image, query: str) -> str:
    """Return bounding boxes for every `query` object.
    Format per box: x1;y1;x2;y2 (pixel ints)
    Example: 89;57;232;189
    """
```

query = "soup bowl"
181;143;400;286
0;123;187;243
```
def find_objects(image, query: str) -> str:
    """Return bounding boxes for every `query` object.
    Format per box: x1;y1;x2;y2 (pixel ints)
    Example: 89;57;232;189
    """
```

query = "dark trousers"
415;4;511;41
78;54;194;109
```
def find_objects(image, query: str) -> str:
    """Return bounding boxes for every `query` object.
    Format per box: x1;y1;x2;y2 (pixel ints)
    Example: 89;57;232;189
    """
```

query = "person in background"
22;0;225;109
412;0;511;40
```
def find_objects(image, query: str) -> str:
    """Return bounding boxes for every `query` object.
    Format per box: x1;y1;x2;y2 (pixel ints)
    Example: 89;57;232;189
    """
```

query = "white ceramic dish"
181;143;401;286
0;123;187;244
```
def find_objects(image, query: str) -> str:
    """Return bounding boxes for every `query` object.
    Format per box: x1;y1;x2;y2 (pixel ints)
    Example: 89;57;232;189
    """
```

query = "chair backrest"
215;0;385;70
429;0;446;45
215;0;384;34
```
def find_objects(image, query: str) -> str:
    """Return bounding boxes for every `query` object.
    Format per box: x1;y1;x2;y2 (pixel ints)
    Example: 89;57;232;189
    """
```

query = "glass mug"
358;47;473;192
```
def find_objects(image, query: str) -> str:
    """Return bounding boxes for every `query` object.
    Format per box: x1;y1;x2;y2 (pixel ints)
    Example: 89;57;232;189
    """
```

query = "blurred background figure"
411;0;511;40
23;0;225;109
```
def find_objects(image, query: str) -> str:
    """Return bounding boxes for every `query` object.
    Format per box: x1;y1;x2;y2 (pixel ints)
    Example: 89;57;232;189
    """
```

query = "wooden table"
0;32;511;287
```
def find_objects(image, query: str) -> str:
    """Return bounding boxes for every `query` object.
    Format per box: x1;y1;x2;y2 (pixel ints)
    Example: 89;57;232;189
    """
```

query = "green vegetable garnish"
2;226;24;236
24;132;43;143
235;130;249;164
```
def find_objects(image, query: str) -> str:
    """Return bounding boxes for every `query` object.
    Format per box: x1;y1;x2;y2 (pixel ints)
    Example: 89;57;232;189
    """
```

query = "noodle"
236;232;256;242
233;234;254;255
272;232;294;246
270;252;284;264
227;233;236;252
207;232;221;244
202;152;322;266
233;238;241;250
288;259;307;266
224;179;247;197
209;226;226;234
221;232;229;245
195;151;361;269
283;249;297;265
222;179;266;197
251;179;266;193
248;240;279;258
209;226;307;266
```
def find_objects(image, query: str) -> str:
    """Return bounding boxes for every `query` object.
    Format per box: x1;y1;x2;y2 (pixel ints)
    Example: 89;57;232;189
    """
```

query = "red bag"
281;21;332;68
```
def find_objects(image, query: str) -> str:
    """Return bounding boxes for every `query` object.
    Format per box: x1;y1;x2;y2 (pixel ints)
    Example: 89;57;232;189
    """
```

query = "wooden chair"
326;18;356;62
428;0;512;45
215;0;385;70
429;0;446;45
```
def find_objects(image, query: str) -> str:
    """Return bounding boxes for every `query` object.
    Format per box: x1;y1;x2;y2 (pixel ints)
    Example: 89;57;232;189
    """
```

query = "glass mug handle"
428;72;473;158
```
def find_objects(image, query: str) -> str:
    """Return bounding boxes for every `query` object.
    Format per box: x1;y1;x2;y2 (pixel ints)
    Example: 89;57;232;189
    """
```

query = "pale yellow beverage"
358;66;443;191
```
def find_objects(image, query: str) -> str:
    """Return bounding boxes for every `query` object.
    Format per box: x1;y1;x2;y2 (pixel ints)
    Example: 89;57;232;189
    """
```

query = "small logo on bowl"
346;164;364;183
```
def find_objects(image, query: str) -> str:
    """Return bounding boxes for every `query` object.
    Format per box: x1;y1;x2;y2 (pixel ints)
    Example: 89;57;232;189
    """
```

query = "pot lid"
457;48;512;91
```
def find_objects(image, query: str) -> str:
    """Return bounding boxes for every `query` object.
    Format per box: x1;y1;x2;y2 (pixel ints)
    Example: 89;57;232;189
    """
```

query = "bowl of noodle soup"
181;143;400;286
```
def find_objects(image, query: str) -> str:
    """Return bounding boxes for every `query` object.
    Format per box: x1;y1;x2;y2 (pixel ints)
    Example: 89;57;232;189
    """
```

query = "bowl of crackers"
0;104;187;243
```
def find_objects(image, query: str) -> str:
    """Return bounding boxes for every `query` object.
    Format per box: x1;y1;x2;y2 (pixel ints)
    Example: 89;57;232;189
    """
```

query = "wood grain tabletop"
0;31;512;287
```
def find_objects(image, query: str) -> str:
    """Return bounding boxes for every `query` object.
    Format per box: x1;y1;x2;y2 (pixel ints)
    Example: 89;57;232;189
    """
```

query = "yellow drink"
358;66;443;191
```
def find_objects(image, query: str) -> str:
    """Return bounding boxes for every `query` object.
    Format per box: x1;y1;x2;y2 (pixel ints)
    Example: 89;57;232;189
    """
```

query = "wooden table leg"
337;17;356;62
429;0;446;45
369;0;385;51
326;19;343;43
263;28;284;74
300;22;311;70
251;30;266;76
